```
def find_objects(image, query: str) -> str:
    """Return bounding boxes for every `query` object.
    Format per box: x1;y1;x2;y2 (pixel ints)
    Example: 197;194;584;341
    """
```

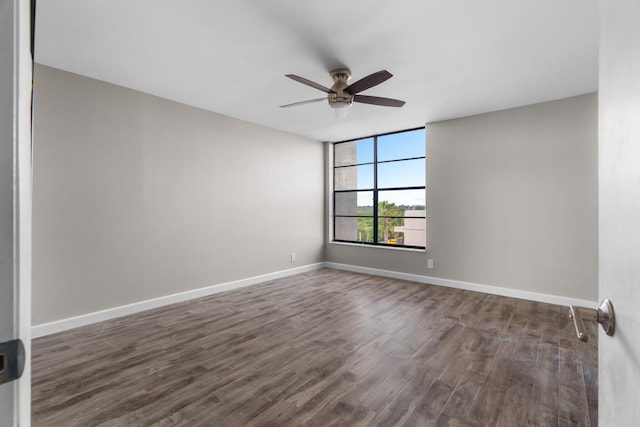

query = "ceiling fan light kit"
281;68;405;117
328;69;354;110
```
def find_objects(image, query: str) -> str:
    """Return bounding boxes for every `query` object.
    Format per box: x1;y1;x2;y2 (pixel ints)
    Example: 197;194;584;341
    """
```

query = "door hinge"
0;339;25;384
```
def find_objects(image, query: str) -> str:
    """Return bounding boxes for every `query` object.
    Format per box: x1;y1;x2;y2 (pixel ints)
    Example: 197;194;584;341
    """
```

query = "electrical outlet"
427;259;434;269
291;252;296;262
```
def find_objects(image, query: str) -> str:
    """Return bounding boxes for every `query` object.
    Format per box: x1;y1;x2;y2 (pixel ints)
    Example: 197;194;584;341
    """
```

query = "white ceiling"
34;0;598;142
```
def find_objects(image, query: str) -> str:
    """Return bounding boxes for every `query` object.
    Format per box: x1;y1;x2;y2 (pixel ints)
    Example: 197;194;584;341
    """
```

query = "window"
333;128;426;249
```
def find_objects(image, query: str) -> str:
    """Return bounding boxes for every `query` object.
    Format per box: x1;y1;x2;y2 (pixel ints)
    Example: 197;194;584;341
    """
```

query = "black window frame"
332;127;426;249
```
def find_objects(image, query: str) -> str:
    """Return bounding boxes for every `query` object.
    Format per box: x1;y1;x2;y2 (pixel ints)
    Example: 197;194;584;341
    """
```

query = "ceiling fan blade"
344;70;393;95
279;98;326;108
353;94;405;107
286;74;335;93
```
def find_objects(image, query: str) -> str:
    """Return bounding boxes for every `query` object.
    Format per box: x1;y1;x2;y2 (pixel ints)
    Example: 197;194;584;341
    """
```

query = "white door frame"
0;0;32;425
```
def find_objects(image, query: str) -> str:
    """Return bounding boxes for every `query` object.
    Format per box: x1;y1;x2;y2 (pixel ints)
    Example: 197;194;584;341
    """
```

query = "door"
599;0;640;425
0;0;32;426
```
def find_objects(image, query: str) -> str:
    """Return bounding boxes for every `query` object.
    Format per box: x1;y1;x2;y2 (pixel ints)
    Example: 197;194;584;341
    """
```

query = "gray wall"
32;65;325;325
326;93;598;301
32;64;598;325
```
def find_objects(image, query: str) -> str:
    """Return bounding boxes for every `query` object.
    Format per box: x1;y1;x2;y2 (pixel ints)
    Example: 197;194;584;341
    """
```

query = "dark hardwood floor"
32;268;598;426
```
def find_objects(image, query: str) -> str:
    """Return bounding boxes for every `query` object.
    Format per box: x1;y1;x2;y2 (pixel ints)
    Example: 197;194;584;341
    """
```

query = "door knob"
568;299;615;342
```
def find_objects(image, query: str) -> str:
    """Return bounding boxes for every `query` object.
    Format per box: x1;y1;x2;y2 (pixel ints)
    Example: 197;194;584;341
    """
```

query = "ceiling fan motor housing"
328;69;353;109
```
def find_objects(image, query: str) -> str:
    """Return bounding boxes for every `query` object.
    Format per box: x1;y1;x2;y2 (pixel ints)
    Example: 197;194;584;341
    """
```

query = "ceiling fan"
280;69;405;117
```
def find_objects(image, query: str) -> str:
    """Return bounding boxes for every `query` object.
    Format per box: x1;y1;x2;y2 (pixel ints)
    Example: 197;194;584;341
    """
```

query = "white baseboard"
32;261;596;338
324;262;597;308
31;263;324;338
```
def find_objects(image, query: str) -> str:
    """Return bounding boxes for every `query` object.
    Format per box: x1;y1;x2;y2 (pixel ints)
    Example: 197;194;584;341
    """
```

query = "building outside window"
333;127;426;249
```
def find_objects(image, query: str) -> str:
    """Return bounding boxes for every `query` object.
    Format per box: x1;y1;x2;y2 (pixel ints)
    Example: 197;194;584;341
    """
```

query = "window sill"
328;241;427;253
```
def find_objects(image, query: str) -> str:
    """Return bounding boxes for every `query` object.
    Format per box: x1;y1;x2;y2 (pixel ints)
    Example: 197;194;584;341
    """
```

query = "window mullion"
331;145;337;244
373;135;379;244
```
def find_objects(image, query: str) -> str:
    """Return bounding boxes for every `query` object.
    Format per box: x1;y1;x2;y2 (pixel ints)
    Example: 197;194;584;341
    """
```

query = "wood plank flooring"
32;268;598;426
